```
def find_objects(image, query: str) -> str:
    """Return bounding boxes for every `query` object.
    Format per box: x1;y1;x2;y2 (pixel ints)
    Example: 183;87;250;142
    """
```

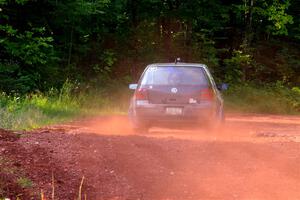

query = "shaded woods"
1;0;299;93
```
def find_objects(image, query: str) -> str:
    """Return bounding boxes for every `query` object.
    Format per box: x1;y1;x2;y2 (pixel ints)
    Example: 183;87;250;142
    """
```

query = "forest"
0;0;300;129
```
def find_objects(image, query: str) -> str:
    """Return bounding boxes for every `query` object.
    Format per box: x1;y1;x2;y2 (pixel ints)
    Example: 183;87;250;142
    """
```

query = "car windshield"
141;66;209;86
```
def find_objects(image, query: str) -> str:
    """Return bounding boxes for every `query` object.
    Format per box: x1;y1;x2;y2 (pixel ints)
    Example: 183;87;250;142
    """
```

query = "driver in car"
168;71;182;85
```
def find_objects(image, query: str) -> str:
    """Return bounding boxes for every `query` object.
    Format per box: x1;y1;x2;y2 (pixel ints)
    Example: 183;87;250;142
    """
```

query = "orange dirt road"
3;114;300;200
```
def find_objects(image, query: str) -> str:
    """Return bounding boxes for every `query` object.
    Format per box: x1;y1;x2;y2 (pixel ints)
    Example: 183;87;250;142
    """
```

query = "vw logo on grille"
171;88;178;93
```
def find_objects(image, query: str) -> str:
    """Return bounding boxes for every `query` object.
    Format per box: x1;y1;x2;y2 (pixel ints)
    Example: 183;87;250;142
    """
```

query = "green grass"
0;92;128;130
1;81;299;130
0;81;131;130
223;84;300;115
0;155;35;199
0;80;80;130
16;177;33;189
0;92;80;130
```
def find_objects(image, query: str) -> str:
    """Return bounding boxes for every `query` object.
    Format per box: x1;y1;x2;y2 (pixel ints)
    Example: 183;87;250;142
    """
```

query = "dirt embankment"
1;114;300;200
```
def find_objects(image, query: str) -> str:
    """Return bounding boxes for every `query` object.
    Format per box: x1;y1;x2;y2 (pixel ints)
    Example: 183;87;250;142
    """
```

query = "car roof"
148;63;208;68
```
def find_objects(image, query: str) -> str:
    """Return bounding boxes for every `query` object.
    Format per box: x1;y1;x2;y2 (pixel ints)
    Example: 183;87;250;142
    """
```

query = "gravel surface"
1;114;300;200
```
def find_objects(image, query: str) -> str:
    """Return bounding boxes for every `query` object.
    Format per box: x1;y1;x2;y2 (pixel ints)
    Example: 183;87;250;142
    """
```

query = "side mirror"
129;84;138;90
217;83;228;91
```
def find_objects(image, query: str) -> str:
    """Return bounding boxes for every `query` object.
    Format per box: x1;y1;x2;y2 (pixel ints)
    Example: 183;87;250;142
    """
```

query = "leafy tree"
0;0;299;93
0;0;57;93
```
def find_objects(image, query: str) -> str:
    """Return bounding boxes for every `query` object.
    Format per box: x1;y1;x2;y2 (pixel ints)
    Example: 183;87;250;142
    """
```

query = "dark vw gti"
128;62;226;132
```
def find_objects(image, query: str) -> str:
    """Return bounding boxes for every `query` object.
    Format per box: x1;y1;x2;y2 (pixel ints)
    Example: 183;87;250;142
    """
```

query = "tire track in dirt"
2;114;300;200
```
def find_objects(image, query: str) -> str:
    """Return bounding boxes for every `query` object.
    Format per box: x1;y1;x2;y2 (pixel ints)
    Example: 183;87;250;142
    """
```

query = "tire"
219;108;225;123
128;109;150;134
205;108;224;131
132;120;150;134
133;125;149;134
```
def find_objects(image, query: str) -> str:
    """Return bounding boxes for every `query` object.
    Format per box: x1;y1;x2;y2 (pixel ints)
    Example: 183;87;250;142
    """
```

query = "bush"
223;83;300;114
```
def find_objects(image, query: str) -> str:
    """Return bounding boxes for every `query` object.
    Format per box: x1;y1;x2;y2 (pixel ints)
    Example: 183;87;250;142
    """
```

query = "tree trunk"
67;27;73;67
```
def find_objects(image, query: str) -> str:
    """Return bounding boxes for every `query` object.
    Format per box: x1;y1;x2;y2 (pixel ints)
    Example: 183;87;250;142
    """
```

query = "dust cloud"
68;114;300;142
